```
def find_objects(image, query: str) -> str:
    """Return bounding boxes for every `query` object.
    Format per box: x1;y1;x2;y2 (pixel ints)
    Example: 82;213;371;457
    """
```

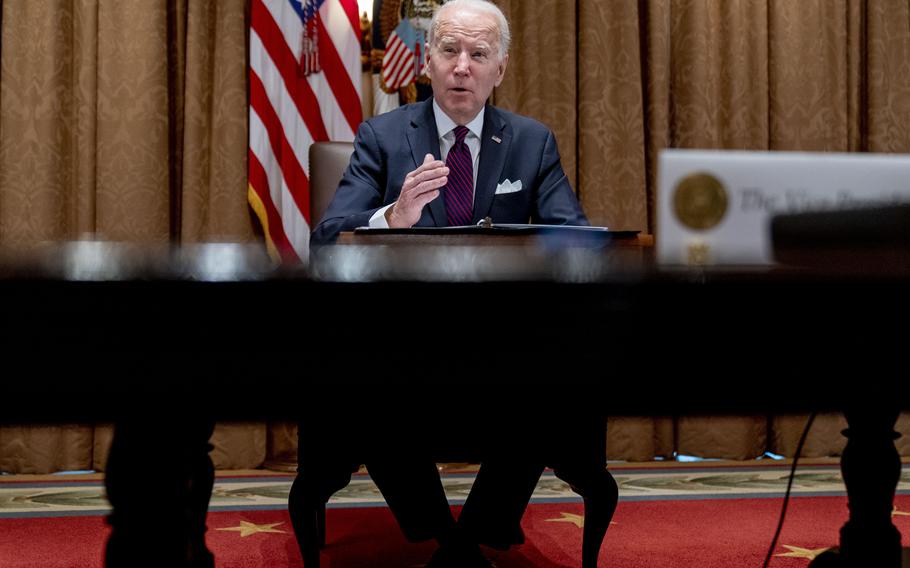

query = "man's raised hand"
386;154;448;228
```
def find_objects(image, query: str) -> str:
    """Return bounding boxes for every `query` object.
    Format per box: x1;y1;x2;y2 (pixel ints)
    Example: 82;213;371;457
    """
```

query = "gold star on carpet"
216;520;287;537
893;506;910;517
775;545;831;560
546;512;585;528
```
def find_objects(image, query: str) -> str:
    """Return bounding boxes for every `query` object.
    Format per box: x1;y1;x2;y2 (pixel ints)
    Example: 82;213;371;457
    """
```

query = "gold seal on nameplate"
672;173;728;230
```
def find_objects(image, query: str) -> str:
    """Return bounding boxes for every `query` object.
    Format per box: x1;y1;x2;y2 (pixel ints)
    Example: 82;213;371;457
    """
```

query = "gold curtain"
495;0;910;230
0;0;253;245
493;0;910;461
0;0;269;474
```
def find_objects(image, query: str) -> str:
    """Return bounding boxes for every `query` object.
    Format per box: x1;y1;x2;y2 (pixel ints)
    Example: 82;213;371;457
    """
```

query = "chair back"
309;141;354;226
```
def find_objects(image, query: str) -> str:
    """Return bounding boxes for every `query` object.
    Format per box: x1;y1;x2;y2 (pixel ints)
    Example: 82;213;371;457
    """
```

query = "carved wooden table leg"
810;407;905;568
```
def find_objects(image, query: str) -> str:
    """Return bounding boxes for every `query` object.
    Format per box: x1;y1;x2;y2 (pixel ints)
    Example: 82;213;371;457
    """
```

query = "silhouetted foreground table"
1;240;908;567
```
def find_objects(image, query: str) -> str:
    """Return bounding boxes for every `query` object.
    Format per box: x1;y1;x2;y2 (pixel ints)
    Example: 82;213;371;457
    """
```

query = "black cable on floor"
761;410;818;568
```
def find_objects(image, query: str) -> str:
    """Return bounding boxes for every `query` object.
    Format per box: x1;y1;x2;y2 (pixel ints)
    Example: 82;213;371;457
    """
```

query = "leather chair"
287;141;618;568
307;141;354;227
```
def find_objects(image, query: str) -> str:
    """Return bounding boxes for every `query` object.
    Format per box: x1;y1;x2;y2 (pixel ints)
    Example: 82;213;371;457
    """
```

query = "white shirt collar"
432;99;484;141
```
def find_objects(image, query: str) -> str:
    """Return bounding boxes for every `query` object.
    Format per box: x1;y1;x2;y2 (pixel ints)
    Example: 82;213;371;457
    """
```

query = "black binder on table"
352;224;639;247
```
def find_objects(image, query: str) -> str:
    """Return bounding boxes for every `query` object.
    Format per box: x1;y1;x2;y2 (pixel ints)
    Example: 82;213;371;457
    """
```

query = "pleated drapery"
491;0;910;465
0;0;252;246
494;0;910;230
0;0;261;474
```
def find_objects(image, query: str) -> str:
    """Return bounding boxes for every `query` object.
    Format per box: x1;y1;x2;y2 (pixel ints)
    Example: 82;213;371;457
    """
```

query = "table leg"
104;414;215;568
809;407;904;568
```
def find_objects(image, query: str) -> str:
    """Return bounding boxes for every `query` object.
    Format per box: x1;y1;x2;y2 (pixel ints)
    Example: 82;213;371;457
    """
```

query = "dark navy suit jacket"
311;97;588;245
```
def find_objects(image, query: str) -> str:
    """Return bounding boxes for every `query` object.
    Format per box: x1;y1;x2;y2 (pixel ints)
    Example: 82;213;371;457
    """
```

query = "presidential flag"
248;0;363;263
381;19;425;92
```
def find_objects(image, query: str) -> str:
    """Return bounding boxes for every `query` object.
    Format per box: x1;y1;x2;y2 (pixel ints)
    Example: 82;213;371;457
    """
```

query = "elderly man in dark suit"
310;0;587;245
298;1;614;567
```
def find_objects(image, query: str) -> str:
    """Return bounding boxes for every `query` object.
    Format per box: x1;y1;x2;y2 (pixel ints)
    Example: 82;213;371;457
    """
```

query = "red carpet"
4;495;909;567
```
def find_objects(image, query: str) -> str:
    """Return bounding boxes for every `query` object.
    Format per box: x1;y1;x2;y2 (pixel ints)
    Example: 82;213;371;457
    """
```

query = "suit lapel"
406;99;445;226
473;105;510;223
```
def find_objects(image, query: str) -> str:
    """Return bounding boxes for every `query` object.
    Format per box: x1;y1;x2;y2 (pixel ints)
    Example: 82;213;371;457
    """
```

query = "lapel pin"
491;135;502;144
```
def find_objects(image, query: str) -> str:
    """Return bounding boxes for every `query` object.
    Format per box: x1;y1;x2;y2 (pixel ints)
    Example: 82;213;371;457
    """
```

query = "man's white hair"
428;0;511;60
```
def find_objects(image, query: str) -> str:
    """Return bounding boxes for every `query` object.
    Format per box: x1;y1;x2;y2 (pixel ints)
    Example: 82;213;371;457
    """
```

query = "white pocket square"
495;179;523;194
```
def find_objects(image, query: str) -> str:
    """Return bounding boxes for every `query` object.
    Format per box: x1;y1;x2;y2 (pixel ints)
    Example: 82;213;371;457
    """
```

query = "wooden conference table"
0;230;907;567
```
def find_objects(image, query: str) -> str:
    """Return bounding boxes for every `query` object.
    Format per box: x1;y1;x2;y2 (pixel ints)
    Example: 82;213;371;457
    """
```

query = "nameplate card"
656;149;910;265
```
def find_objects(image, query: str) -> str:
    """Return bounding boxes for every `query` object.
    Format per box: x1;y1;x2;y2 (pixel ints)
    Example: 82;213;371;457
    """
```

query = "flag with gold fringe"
248;0;363;262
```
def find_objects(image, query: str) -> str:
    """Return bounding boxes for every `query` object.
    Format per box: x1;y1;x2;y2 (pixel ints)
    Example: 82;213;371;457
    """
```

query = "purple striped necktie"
443;125;474;226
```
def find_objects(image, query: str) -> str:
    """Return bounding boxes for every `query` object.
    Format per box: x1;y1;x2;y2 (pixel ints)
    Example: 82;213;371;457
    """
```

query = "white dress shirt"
368;100;484;227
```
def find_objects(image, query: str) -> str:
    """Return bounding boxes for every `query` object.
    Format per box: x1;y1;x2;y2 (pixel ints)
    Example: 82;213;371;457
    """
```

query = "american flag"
381;19;425;91
248;0;363;263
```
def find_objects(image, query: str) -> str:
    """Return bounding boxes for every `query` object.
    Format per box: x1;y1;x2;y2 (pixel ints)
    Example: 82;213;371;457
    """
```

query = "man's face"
425;6;509;125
